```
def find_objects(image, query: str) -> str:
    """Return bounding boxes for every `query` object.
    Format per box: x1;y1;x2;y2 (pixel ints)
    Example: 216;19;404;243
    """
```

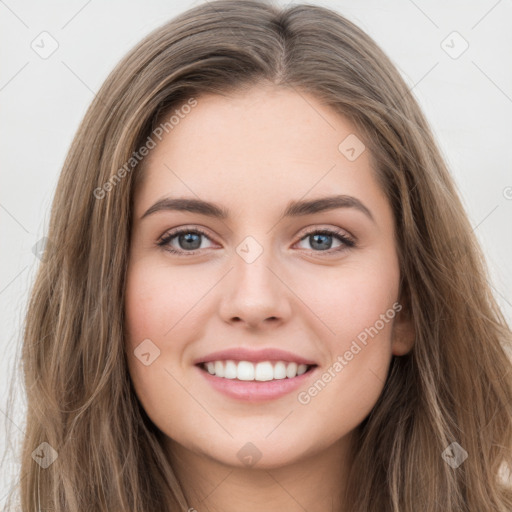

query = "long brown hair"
3;0;511;510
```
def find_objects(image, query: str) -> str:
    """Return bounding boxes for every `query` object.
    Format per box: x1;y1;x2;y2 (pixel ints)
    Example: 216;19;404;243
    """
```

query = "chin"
197;433;317;470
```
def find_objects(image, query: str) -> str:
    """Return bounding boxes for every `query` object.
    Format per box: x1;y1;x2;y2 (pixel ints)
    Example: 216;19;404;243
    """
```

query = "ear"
391;292;415;356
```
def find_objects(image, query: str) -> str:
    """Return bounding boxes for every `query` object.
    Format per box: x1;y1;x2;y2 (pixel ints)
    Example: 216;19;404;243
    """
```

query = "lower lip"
196;364;317;402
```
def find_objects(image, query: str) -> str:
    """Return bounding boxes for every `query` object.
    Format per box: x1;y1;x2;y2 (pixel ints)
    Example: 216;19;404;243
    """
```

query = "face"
124;85;414;470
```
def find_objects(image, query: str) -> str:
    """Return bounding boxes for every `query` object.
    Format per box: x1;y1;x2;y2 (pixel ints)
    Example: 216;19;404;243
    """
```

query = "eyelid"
293;226;356;253
297;224;354;240
157;224;356;256
157;225;218;250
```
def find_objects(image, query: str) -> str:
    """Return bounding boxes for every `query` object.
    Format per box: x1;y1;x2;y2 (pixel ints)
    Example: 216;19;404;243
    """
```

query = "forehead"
133;86;388;224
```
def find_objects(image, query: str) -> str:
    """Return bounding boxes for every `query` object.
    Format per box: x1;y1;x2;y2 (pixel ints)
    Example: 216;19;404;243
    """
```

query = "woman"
5;0;512;510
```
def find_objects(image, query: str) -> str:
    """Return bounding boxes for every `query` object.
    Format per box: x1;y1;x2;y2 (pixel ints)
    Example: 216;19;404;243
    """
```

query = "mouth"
197;360;318;381
193;347;319;401
195;359;319;402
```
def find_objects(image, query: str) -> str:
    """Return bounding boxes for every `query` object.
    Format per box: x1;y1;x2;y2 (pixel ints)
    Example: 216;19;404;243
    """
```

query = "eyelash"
157;226;356;257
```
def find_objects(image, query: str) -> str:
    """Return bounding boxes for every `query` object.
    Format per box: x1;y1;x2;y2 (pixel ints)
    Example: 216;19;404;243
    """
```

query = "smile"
200;360;314;381
196;360;318;402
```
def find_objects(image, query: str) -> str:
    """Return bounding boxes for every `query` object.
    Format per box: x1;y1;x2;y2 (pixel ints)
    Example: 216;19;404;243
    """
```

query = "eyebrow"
140;194;375;223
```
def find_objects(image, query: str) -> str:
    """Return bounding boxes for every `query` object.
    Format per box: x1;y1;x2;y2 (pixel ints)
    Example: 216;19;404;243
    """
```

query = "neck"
165;431;356;512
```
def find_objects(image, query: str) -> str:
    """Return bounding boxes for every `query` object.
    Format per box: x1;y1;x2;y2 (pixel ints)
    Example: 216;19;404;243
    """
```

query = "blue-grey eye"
157;228;213;254
296;229;354;252
177;232;202;250
309;233;335;251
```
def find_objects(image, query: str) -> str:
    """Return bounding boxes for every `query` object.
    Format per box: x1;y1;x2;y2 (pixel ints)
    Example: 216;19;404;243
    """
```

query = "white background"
1;0;511;504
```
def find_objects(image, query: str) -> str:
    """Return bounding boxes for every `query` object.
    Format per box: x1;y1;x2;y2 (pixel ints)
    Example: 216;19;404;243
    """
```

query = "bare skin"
124;85;415;512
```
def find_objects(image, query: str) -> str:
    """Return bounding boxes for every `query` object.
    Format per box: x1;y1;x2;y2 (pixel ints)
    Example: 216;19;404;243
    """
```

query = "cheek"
292;252;399;422
123;262;193;434
291;253;399;417
123;259;215;416
295;253;400;350
124;259;205;348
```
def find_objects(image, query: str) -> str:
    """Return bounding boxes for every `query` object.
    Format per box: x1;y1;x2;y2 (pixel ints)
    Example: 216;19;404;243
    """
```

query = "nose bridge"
218;234;291;326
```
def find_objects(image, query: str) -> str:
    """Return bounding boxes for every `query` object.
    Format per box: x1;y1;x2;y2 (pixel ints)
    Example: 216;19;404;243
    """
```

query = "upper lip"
194;347;317;366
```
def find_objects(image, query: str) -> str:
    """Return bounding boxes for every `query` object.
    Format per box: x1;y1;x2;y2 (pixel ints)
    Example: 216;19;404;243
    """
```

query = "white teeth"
237;361;255;381
297;364;308;375
214;361;224;378
285;362;297;378
254;361;273;381
224;360;238;379
273;361;287;379
202;360;312;381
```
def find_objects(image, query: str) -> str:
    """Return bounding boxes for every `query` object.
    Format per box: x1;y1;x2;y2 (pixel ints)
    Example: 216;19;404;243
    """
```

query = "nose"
218;247;292;330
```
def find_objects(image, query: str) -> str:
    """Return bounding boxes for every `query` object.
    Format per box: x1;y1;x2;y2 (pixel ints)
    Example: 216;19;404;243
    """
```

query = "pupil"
180;233;201;250
311;233;332;251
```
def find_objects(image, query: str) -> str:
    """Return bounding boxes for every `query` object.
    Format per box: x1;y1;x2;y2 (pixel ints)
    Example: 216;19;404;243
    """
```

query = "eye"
157;226;216;255
295;228;356;255
157;226;356;256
